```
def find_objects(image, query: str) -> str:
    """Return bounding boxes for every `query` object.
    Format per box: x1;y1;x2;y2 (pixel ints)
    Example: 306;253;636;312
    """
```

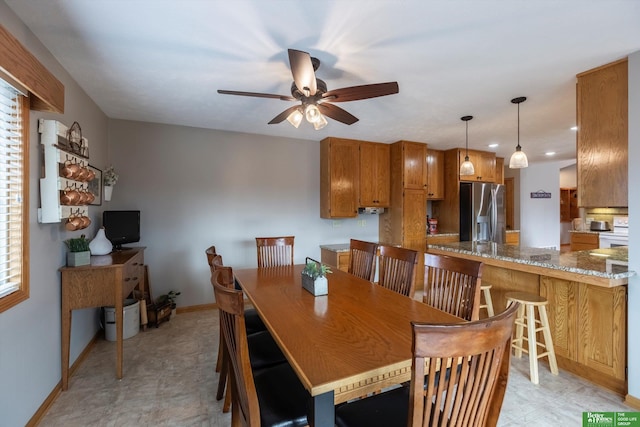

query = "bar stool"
505;291;559;384
479;284;494;317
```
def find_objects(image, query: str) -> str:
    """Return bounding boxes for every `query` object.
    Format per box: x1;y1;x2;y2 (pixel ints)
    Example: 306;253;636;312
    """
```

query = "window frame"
0;90;29;313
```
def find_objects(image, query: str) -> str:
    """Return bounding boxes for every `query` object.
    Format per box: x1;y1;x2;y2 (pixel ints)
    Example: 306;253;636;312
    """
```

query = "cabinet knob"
124;277;130;282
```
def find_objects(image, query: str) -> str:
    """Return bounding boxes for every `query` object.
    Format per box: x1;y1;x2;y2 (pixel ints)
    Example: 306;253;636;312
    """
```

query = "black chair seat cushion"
245;308;267;334
253;362;310;427
247;330;287;370
335;385;409;427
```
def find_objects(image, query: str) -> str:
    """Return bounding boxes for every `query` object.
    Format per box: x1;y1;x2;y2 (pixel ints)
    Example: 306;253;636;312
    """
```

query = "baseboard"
176;303;217;314
26;330;101;427
625;393;640;410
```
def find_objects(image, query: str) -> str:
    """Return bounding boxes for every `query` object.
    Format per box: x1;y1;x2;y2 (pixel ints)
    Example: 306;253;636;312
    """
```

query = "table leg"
116;282;124;379
61;305;71;391
309;391;334;427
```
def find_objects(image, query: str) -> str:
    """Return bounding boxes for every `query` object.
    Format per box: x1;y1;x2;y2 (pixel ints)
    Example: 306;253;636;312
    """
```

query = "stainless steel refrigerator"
459;182;506;243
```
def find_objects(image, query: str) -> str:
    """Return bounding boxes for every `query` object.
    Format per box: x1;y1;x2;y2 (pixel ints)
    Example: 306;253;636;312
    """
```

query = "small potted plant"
65;234;91;267
103;165;118;201
301;258;332;296
167;290;181;316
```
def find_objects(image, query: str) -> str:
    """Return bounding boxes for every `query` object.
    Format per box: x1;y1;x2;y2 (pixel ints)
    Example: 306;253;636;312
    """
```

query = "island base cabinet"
541;277;627;394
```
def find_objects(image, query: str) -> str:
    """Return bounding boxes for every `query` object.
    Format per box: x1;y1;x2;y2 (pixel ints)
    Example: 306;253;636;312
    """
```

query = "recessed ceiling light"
545;151;556;156
570;126;578;131
488;143;499;148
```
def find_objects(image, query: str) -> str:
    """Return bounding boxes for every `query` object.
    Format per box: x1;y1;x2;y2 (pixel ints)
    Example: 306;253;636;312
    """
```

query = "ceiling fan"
217;49;399;130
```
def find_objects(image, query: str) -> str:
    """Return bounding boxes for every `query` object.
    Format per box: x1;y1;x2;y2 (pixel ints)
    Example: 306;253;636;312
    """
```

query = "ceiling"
6;0;640;164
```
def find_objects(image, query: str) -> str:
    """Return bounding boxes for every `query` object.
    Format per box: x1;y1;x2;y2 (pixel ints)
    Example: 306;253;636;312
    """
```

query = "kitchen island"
427;242;634;395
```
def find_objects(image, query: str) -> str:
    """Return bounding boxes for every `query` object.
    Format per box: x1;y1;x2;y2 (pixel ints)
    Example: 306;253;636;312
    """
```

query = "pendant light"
509;96;528;168
459;115;475;175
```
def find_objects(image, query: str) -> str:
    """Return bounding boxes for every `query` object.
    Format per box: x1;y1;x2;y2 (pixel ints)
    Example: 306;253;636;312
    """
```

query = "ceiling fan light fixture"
509;96;528;169
305;104;322;123
313;113;328;130
460;115;475;175
286;107;303;128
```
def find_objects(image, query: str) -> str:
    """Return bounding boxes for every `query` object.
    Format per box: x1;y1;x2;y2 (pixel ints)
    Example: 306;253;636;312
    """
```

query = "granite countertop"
426;232;459;238
320;243;351;253
428;241;635;285
568;229;601;234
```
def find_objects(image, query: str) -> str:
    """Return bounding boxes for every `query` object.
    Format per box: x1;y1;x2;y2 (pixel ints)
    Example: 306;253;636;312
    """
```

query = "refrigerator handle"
490;188;497;241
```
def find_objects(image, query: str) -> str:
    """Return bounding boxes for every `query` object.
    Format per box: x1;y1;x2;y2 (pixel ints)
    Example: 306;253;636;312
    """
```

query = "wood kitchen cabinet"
359;141;390;207
560;188;579;223
426;149;444;199
576;58;628;208
570;232;599;251
541;277;626;388
458;149;496;183
320;137;360;218
379;140;427;290
495;157;504;185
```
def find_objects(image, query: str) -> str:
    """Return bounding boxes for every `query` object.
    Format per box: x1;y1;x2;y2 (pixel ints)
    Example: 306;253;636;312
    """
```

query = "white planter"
301;274;328;296
104;185;113;201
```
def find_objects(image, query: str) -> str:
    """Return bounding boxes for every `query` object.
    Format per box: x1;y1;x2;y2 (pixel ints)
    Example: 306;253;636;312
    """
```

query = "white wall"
107;120;379;307
519;162;563;248
627;50;639;403
0;4;110;425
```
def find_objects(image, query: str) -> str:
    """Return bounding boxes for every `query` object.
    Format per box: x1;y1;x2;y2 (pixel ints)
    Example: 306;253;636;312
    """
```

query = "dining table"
234;263;464;427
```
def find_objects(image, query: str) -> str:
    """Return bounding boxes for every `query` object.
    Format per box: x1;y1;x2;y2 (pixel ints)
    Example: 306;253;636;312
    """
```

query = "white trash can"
103;299;140;341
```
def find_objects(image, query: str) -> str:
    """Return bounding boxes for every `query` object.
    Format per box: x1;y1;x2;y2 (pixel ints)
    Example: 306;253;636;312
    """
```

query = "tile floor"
40;310;635;426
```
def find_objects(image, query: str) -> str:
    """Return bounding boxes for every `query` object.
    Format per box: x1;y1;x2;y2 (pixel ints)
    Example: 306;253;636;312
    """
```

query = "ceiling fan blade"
268;105;301;124
288;49;317;96
322;82;399;102
218;89;295;101
317;103;359;125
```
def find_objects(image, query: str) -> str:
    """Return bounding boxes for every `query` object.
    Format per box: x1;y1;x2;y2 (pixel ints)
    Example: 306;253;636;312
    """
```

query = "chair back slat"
377;245;418;297
423;253;483;321
205;245;217;267
348;239;378;281
408;302;520;427
211;269;261;426
255;236;295;267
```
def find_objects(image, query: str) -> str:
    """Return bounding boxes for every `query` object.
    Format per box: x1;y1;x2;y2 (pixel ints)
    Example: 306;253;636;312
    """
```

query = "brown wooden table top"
234;264;463;398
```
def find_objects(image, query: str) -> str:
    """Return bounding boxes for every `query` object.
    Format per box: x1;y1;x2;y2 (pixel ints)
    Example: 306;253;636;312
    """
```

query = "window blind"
0;80;24;299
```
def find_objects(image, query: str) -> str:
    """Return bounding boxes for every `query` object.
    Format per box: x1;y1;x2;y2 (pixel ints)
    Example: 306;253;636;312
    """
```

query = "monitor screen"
102;210;140;250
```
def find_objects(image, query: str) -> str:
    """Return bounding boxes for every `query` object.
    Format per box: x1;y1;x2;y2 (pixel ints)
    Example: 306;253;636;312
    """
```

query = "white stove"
599;216;629;248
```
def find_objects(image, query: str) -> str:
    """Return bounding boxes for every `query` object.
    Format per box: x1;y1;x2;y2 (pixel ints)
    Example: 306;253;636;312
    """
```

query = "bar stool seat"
479;284;495;317
505;291;559;384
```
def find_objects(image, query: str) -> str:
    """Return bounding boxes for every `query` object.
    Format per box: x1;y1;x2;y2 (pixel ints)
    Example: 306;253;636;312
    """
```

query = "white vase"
104;185;113;201
89;227;112;255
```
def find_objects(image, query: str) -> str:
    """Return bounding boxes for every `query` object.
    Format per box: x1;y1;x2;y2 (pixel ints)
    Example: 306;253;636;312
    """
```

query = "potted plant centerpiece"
301;258;332;296
65;234;91;267
103;165;118;201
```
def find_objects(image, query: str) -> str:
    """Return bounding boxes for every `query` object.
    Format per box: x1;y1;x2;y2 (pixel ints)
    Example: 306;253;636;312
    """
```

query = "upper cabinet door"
426;149;444;199
577;58;628;208
401;141;427;190
359;142;390;207
320;138;360;218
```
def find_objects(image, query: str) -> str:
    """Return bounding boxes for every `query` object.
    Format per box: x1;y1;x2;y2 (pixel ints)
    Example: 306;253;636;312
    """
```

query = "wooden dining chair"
255;236;295;267
211;267;287;414
334;302;520;427
423;253;484;321
212;272;310;427
377;244;418;298
348;239;378;282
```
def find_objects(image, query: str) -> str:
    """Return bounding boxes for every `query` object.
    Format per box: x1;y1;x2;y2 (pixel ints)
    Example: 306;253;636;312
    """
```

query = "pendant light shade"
460;115;475;175
509;96;528;169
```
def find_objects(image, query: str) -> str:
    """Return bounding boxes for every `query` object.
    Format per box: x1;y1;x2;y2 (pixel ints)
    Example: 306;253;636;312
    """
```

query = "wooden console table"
59;247;145;390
